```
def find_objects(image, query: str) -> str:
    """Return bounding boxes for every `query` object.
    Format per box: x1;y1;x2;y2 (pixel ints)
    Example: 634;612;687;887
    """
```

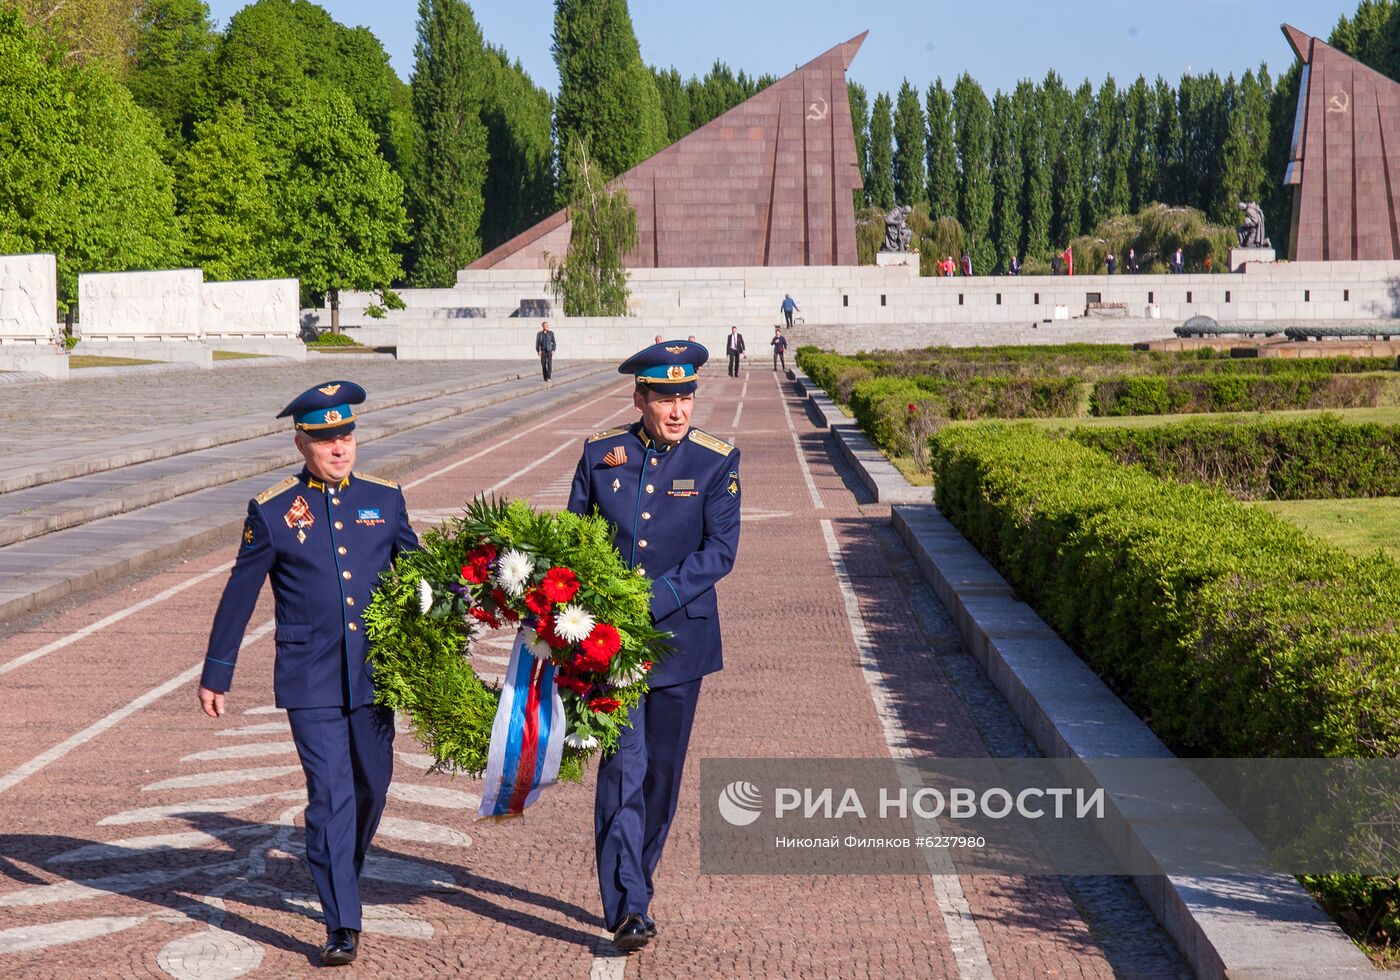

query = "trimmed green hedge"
931;424;1400;759
1089;372;1385;416
1071;415;1400;500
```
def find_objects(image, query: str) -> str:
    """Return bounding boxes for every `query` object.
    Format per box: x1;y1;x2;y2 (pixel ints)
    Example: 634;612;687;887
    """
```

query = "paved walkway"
0;367;1189;977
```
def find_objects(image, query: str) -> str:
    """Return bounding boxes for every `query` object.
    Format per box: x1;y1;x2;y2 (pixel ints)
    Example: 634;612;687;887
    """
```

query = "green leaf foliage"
867;93;894;210
892;78;925;206
548;138;637;316
176;101;276;280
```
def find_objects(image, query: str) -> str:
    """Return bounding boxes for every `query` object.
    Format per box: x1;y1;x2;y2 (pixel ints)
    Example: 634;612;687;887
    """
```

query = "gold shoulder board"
254;476;300;505
587;426;630;444
688;429;735;456
356;471;400;489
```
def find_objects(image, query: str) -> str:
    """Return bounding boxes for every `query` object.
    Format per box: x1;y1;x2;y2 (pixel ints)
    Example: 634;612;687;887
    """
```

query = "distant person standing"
534;321;555;382
725;325;746;377
770;326;788;373
960;250;973;276
1063;246;1074;277
1106;253;1116;275
1008;255;1021;276
1126;248;1139;274
1172;247;1184;274
780;293;799;328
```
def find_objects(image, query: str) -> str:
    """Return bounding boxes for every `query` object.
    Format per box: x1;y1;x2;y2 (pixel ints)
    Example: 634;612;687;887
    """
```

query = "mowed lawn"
1256;498;1400;560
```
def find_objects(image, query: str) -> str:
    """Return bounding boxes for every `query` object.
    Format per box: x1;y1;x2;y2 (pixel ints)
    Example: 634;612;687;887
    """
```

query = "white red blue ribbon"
478;630;564;817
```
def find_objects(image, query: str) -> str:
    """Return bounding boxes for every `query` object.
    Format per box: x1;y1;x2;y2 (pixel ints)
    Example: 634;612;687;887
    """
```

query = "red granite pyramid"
469;33;867;270
1282;24;1400;261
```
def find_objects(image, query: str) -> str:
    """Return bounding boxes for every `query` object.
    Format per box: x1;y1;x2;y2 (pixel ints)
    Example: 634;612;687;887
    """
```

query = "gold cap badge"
318;384;342;396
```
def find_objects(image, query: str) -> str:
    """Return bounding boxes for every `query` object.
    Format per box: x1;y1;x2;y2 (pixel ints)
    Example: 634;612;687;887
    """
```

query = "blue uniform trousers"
595;679;703;930
287;703;395;932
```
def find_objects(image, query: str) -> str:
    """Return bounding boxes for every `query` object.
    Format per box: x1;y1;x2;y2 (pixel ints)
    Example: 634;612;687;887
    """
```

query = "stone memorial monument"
876;205;917;268
1230;200;1276;271
77;269;211;367
0;253;67;379
202;278;306;360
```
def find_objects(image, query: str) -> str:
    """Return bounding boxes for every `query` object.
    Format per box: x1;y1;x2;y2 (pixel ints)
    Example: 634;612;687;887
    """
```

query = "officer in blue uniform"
197;380;418;967
567;340;742;951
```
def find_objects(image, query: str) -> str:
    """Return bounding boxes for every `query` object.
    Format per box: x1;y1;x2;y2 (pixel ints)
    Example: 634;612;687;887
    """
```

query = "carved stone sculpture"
882;205;913;252
1237;201;1270;248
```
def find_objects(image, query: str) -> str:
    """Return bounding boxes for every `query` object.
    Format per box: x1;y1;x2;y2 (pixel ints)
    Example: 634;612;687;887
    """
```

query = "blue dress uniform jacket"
567;420;741;688
201;468;419;708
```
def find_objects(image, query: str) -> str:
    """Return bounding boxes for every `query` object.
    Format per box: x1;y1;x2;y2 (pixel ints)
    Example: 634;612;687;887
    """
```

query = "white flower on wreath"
526;630;554;662
565;732;599;751
417;579;434;614
613;662;650;686
553;604;596;644
496;548;534;596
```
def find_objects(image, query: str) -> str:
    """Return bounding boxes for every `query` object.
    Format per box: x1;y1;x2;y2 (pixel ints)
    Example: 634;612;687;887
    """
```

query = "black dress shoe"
611;913;651;951
641;914;657;938
321;928;359;966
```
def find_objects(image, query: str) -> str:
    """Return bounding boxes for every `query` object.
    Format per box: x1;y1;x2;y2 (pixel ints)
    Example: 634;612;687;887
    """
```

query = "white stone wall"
79;269;203;341
202;279;299;339
0;253;58;344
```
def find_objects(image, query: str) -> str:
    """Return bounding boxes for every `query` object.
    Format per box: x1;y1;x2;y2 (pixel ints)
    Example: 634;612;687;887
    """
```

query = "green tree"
16;0;141;68
549;137;637;316
260;86;407;305
1126;76;1158;211
651;64;692;141
480;46;556;251
1263;62;1300;257
892;78;926;205
552;0;667;187
125;0;218;148
1153;76;1182;204
1216;67;1271;224
1092;75;1130;227
1017;79;1051;259
408;0;488;286
990;91;1022;270
176;101;275;280
848;81;870;209
0;8;183;301
1071;80;1095;235
925;78;957;217
953;72;993;271
867;92;895;210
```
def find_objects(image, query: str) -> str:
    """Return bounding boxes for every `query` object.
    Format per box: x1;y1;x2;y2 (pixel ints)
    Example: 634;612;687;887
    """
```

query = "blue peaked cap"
619;340;709;395
277;380;366;439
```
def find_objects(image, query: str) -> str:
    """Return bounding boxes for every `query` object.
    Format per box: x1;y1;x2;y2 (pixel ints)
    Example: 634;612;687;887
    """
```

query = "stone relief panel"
79;270;203;341
0;253;58;343
202;279;299;339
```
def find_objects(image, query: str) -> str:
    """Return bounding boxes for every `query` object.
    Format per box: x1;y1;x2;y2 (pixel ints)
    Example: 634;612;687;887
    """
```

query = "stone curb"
785;368;1371;976
788;368;929;504
0;369;621;625
0;364;603;495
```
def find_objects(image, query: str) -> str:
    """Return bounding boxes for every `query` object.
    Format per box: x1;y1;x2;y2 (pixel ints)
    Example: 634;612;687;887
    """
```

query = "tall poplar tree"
868;92;895;210
892;78;926;206
1153;76;1182;205
952;73;993;272
408;0;488;286
1216;66;1270;223
925;79;957;218
552;0;666;188
990;91;1022;270
1092;75;1129;227
1126;75;1157;211
848;81;870;209
1017;79;1051;259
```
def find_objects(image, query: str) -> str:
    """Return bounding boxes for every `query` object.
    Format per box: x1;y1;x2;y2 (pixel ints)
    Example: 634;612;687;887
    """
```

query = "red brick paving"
0;368;1141;978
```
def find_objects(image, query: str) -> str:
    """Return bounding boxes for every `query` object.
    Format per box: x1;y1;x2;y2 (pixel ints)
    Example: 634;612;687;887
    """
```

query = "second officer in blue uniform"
197;381;418;967
568;340;742;951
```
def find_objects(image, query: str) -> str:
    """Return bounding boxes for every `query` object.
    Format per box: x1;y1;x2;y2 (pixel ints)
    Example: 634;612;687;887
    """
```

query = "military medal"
612;478;621;493
284;495;315;543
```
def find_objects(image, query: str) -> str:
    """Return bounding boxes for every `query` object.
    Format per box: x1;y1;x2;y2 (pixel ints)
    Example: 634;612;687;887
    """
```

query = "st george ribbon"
478;629;565;817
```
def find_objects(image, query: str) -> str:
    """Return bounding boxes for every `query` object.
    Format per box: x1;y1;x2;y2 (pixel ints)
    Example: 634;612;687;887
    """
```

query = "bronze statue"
1237;202;1270;248
882;205;913;252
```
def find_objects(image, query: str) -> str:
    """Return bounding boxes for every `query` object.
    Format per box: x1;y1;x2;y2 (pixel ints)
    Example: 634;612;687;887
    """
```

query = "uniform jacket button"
348;622;358;631
338;546;347;555
331;497;340;505
334;521;344;530
342;570;352;580
642;512;651;520
346;596;355;606
639;539;648;548
645;484;654;493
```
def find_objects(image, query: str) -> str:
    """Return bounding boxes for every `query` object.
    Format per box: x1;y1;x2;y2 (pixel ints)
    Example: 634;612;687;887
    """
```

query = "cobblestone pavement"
0;366;1189;978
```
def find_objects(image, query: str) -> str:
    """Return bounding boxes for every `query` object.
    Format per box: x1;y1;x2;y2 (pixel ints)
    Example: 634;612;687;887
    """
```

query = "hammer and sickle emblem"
1328;89;1350;114
806;95;829;121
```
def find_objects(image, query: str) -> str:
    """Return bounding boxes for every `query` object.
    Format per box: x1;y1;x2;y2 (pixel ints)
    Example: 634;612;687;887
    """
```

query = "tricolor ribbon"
477;630;565;818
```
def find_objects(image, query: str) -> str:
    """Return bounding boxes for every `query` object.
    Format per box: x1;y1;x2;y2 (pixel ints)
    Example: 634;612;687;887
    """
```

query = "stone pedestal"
875;250;917;268
0;346;68;379
72;339;213;368
1230;247;1277;272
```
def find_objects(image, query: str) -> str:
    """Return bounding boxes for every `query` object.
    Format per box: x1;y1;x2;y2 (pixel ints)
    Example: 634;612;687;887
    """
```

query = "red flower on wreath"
461;542;497;584
588;696;621;714
524;586;553;616
541;566;580;604
491;587;520;621
575;623;622;672
469;606;500;629
535;613;571;650
554;666;591;696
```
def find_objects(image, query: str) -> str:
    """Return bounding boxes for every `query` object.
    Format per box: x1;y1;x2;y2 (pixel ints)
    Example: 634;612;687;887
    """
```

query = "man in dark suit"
568;340;741;952
724;326;745;377
197;381;418;967
535;321;556;381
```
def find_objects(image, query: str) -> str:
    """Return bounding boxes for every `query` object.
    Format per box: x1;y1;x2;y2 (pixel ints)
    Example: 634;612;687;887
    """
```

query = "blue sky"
205;1;1360;97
